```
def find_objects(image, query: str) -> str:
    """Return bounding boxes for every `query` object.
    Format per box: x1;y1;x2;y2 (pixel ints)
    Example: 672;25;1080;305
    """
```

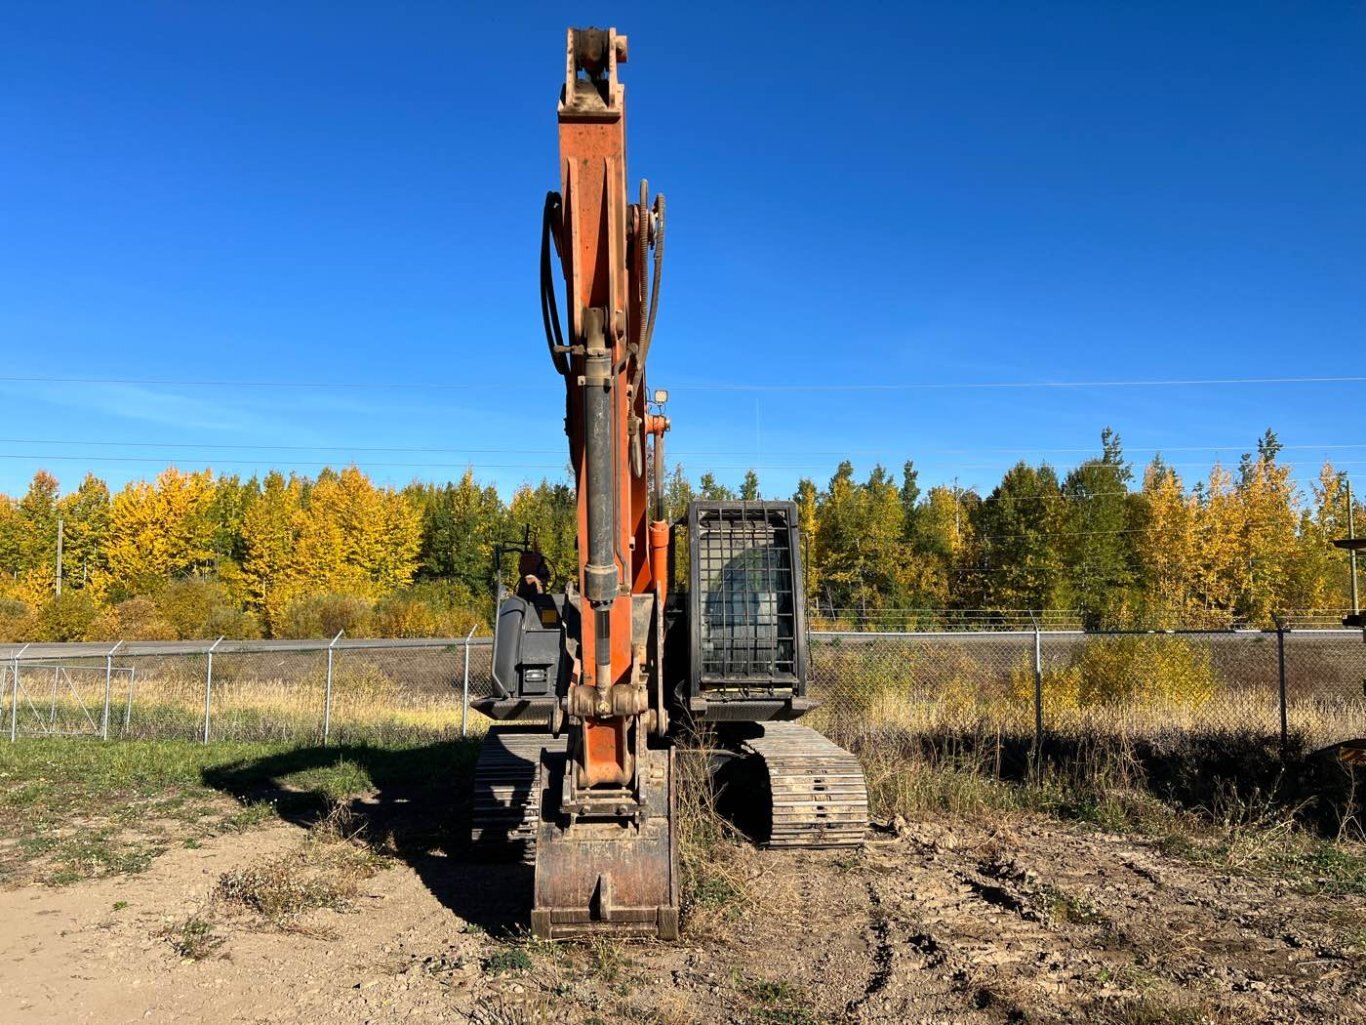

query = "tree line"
0;429;1358;641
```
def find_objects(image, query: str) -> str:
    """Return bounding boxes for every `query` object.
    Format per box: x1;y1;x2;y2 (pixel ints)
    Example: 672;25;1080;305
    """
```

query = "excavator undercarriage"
469;27;868;940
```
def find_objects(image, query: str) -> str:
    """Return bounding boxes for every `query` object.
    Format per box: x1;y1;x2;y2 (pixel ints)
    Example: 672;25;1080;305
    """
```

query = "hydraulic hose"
630;193;665;401
540;192;569;377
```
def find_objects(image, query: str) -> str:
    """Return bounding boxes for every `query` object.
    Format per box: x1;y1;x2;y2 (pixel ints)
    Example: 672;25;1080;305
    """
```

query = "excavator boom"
469;25;867;943
531;26;676;939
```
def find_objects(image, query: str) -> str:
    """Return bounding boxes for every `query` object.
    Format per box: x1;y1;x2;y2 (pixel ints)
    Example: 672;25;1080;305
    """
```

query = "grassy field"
0;736;479;887
7;631;1364;753
2;712;1364;1024
2;712;1361;901
3;630;1364;914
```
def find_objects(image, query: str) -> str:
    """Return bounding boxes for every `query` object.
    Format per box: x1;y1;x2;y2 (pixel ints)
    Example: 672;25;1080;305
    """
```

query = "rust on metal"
532;745;678;939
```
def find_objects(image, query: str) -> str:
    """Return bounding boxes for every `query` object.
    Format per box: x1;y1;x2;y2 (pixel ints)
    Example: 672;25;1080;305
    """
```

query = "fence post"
124;665;136;732
1030;612;1043;778
102;640;122;741
461;625;476;739
10;644;29;743
203;636;224;744
1274;615;1289;762
323;629;344;746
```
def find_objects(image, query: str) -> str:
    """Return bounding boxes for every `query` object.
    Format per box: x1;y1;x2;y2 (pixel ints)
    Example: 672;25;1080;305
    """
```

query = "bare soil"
2;798;1364;1025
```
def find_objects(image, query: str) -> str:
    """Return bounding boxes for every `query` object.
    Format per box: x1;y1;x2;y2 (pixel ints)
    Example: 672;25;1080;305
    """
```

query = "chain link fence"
2;627;1363;752
0;636;492;746
809;627;1366;754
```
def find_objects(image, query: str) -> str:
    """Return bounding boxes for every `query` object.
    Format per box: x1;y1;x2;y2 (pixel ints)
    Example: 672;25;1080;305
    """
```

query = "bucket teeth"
744;723;869;848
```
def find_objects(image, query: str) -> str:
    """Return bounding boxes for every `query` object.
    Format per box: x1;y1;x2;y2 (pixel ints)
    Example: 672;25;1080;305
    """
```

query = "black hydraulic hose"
630;193;665;400
540;192;569;377
643;193;665;362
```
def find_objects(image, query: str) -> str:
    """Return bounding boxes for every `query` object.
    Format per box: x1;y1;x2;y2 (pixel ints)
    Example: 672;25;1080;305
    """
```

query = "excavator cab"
678;500;814;723
670;501;868;848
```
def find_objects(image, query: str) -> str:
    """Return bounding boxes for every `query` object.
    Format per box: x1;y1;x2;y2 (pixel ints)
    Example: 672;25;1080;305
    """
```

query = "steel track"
471;726;567;861
743;722;869;848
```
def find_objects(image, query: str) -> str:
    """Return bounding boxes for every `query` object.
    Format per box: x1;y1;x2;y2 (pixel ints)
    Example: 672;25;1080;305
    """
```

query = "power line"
2;435;1363;457
0;438;568;455
666;375;1366;392
3;373;1365;392
0;454;572;471
0;448;1358;479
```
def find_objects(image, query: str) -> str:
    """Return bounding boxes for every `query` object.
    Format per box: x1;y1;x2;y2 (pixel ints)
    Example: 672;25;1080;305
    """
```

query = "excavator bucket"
531;745;679;940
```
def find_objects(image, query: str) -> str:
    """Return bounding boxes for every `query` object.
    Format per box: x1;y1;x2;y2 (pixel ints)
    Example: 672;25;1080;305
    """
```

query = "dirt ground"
2;794;1364;1025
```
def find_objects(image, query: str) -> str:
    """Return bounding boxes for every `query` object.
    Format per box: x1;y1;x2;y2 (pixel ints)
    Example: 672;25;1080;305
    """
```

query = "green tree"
699;473;735;501
207;474;256;565
1059;429;1137;628
813;463;916;624
57;473;111;589
899;461;921;542
0;497;21;585
18;470;60;571
665;465;697;588
507;479;575;589
664;464;696;522
964;463;1066;618
412;471;508;593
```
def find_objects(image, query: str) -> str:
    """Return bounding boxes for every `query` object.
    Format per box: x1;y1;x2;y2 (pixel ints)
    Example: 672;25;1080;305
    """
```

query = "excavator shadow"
201;739;533;936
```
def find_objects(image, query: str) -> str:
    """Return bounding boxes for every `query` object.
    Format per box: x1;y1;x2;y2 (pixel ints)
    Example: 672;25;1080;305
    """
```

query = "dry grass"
160;913;225;960
215;820;385;928
15;669;491;744
839;706;1366;899
154;813;391;959
809;678;1366;754
674;743;753;936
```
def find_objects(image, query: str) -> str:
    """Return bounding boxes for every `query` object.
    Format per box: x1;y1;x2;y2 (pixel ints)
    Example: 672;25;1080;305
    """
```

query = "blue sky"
2;2;1363;501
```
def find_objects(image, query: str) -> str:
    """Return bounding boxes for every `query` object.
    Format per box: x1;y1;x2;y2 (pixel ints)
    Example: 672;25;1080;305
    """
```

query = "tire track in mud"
844;882;893;1017
847;847;1009;1024
898;821;1366;1024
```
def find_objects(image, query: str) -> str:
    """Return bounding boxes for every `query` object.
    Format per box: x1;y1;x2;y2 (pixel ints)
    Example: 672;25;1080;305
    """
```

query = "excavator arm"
469;25;868;942
531;26;677;939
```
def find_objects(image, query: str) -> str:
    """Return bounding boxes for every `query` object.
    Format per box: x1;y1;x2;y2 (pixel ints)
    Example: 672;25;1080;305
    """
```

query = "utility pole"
54;516;63;598
1333;475;1364;629
1349;478;1359;618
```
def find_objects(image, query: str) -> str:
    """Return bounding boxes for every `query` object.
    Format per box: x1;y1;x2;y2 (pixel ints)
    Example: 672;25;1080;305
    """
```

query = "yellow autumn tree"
1135;459;1198;627
241;471;307;632
1236;433;1299;625
1296;463;1350;614
1191;464;1243;625
794;478;820;607
295;467;421;601
96;468;217;599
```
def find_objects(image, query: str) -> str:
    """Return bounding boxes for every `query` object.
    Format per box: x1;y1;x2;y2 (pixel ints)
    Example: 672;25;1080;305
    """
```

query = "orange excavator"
470;27;868;940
